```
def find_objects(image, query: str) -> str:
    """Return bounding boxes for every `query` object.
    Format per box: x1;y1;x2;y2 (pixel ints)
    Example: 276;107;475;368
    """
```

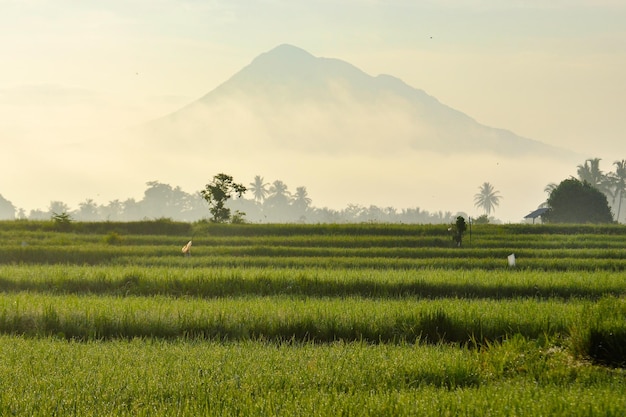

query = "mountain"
140;44;575;159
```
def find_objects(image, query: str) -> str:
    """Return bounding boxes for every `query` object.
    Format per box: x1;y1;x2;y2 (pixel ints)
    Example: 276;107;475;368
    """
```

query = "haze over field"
1;1;625;222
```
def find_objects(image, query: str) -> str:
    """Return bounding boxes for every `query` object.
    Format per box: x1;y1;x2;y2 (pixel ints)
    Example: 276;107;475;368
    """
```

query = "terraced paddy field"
0;220;625;416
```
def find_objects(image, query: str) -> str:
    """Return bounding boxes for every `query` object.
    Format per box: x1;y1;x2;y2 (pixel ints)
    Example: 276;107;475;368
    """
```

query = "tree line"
0;178;466;224
1;157;623;224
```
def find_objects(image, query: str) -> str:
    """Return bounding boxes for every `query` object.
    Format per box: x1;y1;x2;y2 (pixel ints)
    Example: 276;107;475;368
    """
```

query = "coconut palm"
539;182;559;208
269;180;289;196
265;180;291;208
292;186;312;211
610;159;626;222
77;198;99;221
544;183;558;194
248;175;270;203
577;158;603;185
474;182;502;216
102;199;124;221
577;158;612;197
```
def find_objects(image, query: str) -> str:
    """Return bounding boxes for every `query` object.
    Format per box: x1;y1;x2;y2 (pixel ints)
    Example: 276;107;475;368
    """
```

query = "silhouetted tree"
122;198;142;221
363;205;386;222
182;193;210;221
51;211;73;231
263;180;292;221
543;178;613;223
0;194;15;220
76;198;99;221
544;182;558;194
312;207;342;223
609;160;626;222
473;214;490;224
141;181;190;219
49;201;71;218
291;186;312;222
200;173;247;223
539;183;559;208
249;175;270;203
342;204;364;220
577;158;613;198
474;182;501;216
28;209;49;220
267;180;290;204
292;187;312;211
101;199;124;221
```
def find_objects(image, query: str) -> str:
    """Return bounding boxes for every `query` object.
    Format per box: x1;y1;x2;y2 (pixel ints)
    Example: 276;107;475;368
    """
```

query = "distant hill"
140;44;575;159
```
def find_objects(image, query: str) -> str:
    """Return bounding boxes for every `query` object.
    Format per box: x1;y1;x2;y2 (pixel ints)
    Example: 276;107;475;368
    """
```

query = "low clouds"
1;1;624;220
0;84;98;106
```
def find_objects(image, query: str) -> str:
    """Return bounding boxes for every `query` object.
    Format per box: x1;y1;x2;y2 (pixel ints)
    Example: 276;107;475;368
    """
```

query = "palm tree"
102;199;124;221
577;158;603;184
292;186;312;211
544;183;558;194
577;158;612;197
77;198;99;221
539;182;558;208
610;160;626;222
265;180;291;208
249;175;269;203
474;182;502;216
269;180;289;197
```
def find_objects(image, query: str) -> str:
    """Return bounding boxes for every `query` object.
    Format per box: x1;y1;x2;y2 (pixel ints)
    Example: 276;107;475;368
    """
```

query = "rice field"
0;220;625;416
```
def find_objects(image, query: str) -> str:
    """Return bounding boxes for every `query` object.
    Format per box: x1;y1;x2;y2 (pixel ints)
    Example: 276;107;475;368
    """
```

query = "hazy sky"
2;0;625;221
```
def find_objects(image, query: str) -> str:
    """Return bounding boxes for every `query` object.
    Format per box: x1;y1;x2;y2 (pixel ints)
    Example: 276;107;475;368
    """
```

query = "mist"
0;45;608;224
1;108;578;224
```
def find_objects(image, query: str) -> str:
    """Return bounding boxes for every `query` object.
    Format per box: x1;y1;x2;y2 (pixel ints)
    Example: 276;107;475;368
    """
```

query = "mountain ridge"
142;44;577;160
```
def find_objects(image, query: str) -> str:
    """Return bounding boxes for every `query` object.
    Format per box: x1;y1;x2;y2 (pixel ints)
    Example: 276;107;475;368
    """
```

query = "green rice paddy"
0;221;624;416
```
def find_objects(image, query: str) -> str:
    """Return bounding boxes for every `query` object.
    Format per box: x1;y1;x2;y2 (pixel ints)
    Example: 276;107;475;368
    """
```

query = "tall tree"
266;180;291;207
122;198;142;221
200;173;247;223
262;180;292;222
291;186;312;211
473;182;502;216
0;194;16;220
539;183;559;208
142;181;190;219
543;178;613;223
610;159;626;222
101;200;124;221
269;180;289;197
544;183;558;194
76;198;99;221
249;175;270;203
577;158;612;197
49;201;71;217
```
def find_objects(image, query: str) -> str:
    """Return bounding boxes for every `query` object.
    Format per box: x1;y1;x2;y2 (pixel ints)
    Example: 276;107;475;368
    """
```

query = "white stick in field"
182;240;192;256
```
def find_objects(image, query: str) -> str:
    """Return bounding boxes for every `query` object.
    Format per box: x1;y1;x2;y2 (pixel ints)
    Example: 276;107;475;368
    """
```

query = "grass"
0;292;583;342
3;222;626;271
0;288;624;362
1;265;624;299
0;336;623;416
0;220;625;415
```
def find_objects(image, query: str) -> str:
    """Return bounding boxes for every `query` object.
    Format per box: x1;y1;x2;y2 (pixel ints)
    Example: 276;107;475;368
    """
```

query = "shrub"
103;232;123;245
51;212;73;231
